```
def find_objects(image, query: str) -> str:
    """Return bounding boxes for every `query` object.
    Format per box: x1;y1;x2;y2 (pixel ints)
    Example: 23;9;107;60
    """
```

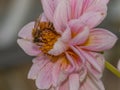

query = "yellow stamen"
40;29;60;53
32;21;60;53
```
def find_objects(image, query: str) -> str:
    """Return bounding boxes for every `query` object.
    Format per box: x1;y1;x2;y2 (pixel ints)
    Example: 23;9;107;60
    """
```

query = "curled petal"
48;38;67;56
17;39;40;56
65;52;83;73
69;73;80;90
70;46;86;63
81;28;118;51
70;27;89;45
65;52;76;70
36;62;53;89
18;22;35;40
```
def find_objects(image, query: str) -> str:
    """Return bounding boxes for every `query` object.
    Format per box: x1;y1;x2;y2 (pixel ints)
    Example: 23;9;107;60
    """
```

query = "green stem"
105;61;120;78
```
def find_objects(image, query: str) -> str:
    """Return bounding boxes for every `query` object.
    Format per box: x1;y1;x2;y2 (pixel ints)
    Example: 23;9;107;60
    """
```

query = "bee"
32;19;57;46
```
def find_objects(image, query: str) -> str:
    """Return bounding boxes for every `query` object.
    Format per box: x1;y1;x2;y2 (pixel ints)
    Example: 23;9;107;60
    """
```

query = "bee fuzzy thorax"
32;21;60;53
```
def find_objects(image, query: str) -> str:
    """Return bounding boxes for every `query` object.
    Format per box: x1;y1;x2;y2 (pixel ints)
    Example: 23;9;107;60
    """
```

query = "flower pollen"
32;21;60;54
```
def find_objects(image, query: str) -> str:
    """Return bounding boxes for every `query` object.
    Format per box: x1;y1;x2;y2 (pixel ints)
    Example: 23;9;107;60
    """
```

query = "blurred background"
0;0;120;90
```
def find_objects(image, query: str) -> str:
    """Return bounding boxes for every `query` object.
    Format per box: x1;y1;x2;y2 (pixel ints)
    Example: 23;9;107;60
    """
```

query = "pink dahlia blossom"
17;0;117;90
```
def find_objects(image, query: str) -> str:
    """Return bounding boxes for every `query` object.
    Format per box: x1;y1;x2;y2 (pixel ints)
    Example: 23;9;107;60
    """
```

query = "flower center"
32;21;60;53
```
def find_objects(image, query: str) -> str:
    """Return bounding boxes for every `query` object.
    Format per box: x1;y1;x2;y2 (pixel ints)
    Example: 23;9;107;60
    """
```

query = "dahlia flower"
17;0;117;90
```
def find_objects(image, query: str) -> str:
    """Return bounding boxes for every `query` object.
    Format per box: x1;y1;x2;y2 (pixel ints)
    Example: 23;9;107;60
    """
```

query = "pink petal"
28;57;50;79
65;52;76;70
28;64;41;80
70;27;89;45
65;52;83;73
79;67;87;82
86;62;102;80
40;13;48;22
70;46;86;63
80;76;105;90
53;0;71;33
54;0;60;7
87;52;105;79
72;46;103;73
106;0;109;4
36;62;53;89
69;73;80;90
68;19;85;34
83;0;108;26
61;27;71;43
79;12;106;29
48;38;67;56
81;28;118;51
77;48;102;72
69;11;106;31
18;22;35;40
70;0;108;20
69;0;83;18
69;0;108;23
32;54;45;63
17;39;40;56
90;75;105;90
41;0;55;22
57;80;69;90
84;0;107;12
18;14;48;40
52;60;68;87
